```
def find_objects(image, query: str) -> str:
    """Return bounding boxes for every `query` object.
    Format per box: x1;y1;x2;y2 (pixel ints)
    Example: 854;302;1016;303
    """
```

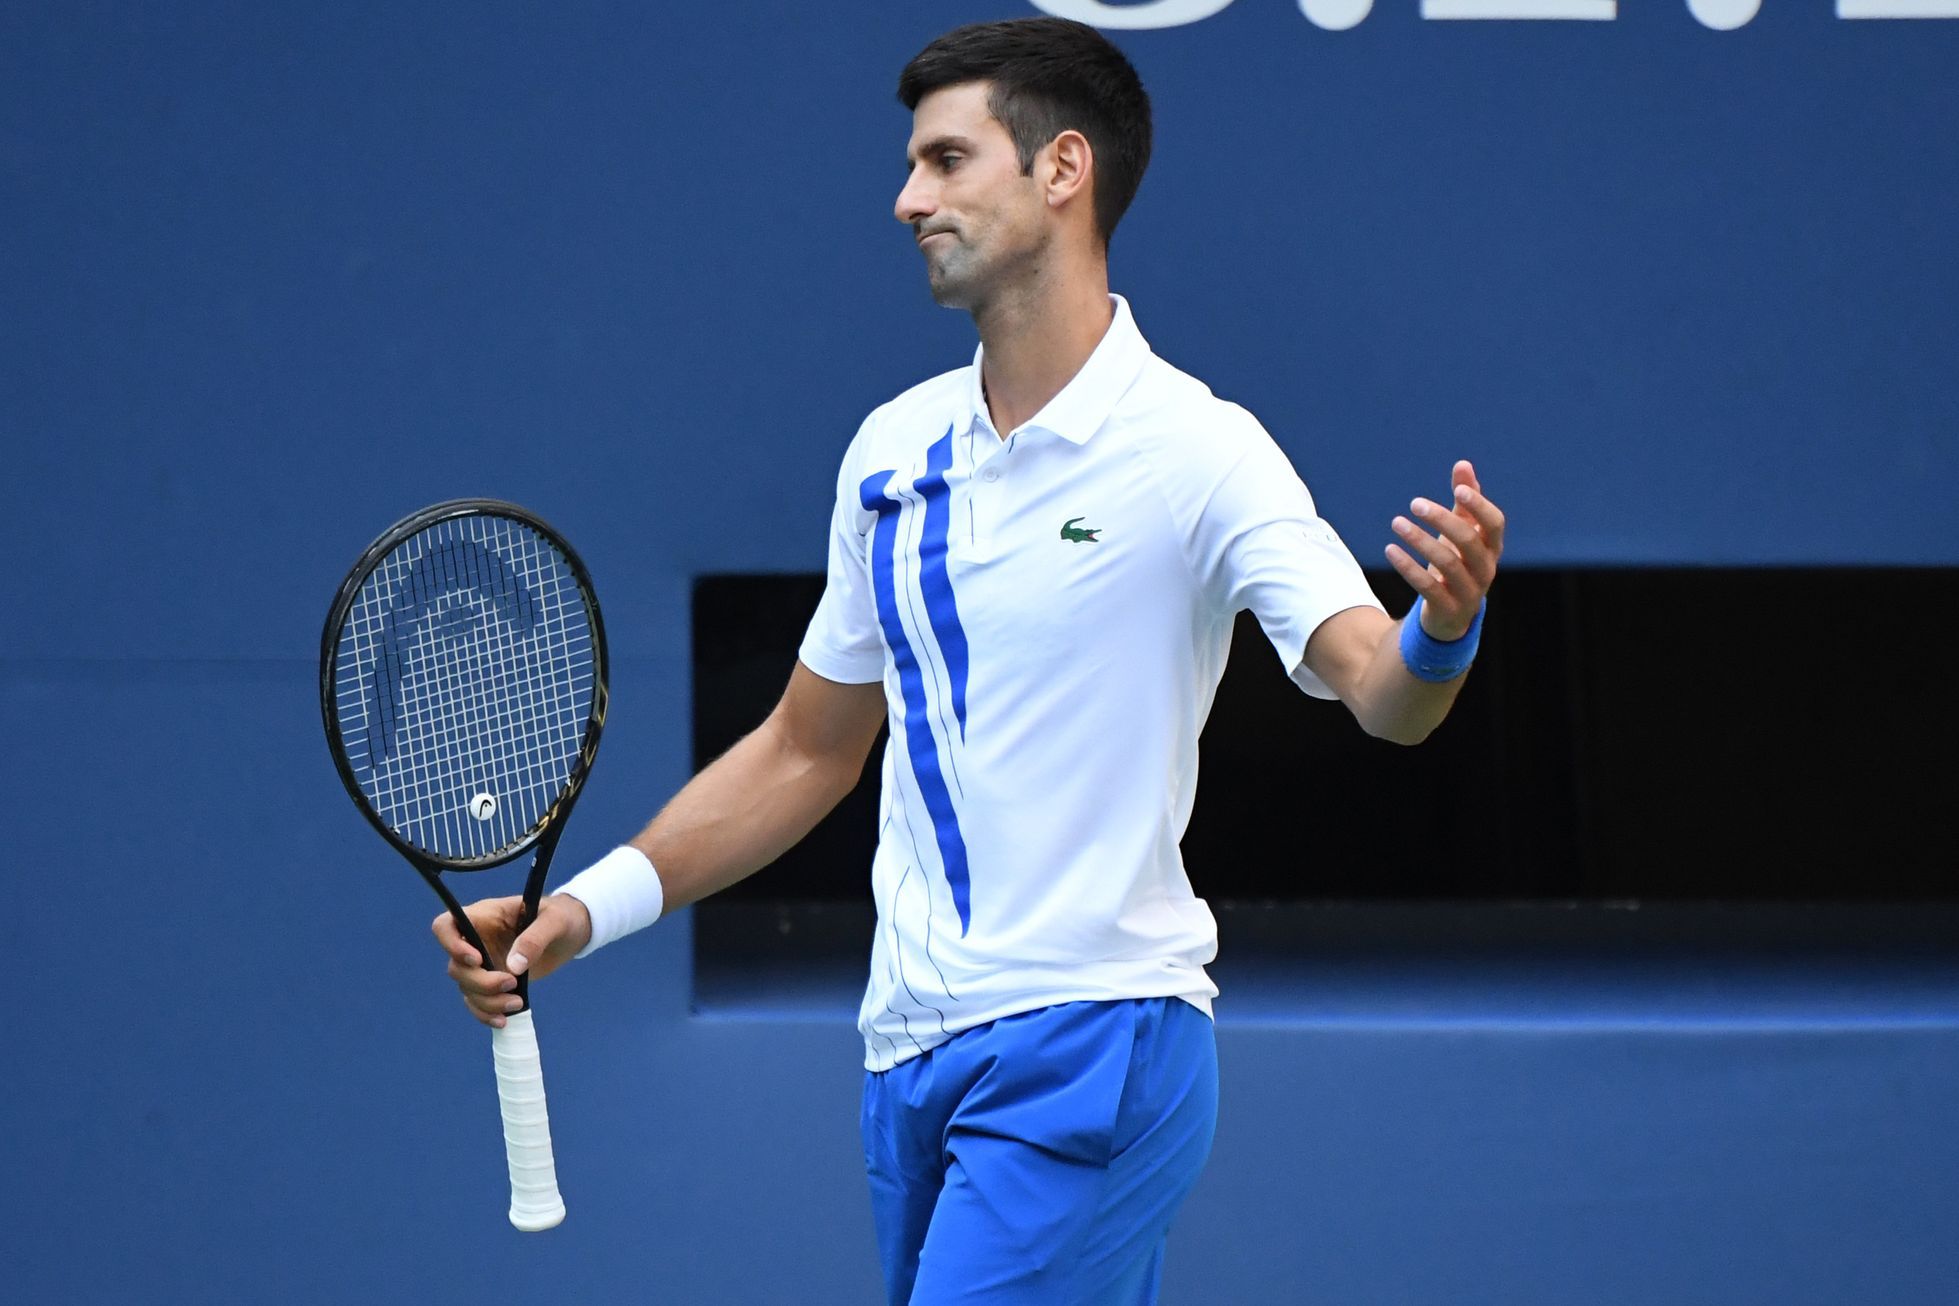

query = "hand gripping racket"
319;499;608;1231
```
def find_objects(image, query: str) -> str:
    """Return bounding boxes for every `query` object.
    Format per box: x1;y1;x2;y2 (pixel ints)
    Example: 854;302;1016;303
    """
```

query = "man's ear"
1043;129;1094;210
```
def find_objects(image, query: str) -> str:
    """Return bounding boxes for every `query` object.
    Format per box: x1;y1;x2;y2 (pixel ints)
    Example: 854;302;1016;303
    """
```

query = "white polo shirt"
798;295;1383;1072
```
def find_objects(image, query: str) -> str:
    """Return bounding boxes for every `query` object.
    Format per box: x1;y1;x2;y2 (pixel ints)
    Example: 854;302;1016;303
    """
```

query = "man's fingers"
1444;459;1503;558
1454;483;1506;558
461;982;522;1013
1392;515;1473;592
1388;538;1477;631
508;901;580;977
1413;497;1481;555
508;922;554;977
508;924;553;976
1385;542;1441;595
430;912;481;968
1421;486;1502;589
446;950;517;993
460;989;523;1028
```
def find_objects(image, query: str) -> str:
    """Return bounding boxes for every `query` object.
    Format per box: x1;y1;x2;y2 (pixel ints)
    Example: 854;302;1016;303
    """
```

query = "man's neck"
973;267;1114;439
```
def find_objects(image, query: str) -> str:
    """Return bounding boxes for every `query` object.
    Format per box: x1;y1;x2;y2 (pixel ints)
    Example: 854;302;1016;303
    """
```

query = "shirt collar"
963;294;1151;445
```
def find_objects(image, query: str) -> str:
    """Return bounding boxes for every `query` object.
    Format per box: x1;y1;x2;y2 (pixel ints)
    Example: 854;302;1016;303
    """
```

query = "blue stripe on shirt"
860;467;973;933
913;425;970;740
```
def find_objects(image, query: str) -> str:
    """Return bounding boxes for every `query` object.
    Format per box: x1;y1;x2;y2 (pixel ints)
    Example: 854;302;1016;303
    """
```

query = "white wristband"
555;845;665;958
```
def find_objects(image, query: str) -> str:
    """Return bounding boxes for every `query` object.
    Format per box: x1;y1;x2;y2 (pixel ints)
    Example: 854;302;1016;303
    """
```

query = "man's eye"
940;154;962;170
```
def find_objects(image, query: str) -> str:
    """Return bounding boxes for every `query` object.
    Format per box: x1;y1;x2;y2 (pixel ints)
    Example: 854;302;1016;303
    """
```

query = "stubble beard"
922;228;1045;318
924;238;982;310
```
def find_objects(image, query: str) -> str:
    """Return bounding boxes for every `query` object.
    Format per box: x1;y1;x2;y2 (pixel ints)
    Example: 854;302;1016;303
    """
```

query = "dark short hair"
897;17;1152;250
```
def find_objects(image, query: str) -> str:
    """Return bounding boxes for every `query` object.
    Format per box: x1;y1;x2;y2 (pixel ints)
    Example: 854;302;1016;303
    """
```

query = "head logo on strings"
363;538;538;771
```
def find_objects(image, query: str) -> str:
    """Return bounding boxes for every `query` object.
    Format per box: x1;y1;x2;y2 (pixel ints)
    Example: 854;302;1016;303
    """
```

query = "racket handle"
491;1009;566;1231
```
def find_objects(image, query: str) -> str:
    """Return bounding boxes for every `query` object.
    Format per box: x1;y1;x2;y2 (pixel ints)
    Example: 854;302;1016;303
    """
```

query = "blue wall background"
4;2;1956;1302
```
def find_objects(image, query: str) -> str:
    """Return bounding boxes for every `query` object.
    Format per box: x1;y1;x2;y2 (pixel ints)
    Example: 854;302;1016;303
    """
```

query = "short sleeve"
796;416;887;685
1195;415;1384;700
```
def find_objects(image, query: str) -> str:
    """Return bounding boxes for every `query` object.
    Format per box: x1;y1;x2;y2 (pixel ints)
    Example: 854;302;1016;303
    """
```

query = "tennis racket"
319;498;608;1232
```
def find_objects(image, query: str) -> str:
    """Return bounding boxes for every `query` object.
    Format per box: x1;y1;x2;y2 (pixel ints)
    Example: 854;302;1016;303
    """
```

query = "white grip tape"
491;1009;566;1231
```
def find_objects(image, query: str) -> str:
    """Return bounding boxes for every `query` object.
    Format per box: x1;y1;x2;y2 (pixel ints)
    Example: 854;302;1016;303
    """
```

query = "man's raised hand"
1385;459;1505;640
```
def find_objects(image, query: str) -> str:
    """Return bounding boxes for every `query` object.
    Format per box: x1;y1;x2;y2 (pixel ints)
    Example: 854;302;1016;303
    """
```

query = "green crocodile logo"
1060;516;1102;543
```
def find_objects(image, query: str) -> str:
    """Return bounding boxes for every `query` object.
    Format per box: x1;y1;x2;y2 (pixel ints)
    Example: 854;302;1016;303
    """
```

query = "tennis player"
434;17;1503;1304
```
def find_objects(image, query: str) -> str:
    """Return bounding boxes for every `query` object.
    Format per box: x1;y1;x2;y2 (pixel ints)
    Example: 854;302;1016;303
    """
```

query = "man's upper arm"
778;660;886;774
1186;409;1385;700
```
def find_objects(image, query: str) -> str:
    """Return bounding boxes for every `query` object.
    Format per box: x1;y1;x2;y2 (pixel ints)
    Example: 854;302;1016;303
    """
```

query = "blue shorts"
861;997;1218;1306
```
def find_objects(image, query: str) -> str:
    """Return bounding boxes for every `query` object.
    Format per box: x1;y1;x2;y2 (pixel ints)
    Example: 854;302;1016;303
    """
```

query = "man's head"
894;18;1152;308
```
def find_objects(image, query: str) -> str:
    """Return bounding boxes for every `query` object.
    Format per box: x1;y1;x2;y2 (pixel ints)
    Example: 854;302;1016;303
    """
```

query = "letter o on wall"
1301;0;1375;28
1027;0;1239;29
1687;0;1761;28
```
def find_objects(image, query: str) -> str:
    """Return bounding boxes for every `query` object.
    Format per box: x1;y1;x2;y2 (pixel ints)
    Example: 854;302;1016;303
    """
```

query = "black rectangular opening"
690;568;1959;1003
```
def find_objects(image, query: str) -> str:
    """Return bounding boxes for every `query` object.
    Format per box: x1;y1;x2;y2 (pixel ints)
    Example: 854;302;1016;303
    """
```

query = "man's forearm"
1348;614;1470;745
620;716;868;913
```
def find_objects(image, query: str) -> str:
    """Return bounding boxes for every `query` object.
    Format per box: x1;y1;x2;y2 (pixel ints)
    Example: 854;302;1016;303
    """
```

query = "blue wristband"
1399;597;1485;683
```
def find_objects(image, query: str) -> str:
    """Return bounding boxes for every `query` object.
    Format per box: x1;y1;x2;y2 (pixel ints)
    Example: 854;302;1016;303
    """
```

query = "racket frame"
318;497;610;1005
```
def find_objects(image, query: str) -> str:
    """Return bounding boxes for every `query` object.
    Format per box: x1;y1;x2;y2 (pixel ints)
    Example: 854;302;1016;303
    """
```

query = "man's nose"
895;173;936;226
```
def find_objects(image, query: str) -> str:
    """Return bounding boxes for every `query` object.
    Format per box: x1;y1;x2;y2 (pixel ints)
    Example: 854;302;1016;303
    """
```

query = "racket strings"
407;516;592;852
371;520;590;857
332;513;596;862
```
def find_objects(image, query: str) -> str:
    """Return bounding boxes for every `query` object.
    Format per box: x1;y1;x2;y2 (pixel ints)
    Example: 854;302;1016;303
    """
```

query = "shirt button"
981;467;1001;483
